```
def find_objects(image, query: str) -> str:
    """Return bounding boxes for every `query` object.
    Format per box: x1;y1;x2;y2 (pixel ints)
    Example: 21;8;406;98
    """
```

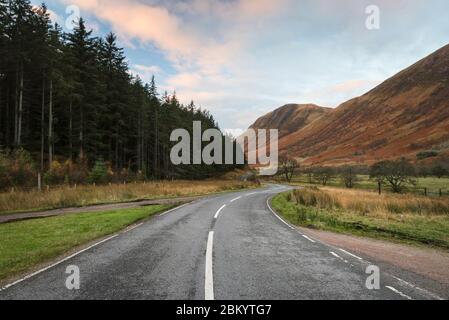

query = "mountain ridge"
250;44;449;166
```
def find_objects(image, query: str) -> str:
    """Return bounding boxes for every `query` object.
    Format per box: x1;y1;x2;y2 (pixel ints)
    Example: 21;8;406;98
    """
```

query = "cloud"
130;64;162;82
56;0;449;130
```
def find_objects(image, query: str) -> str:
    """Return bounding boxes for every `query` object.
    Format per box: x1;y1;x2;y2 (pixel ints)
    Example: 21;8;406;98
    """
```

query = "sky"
39;0;449;136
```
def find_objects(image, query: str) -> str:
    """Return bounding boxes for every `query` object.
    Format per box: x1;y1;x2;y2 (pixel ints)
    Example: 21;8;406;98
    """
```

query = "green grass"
271;191;449;249
0;205;171;282
288;175;449;196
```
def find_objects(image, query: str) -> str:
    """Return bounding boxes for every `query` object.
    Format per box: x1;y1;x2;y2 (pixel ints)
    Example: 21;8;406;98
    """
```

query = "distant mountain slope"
252;44;449;166
250;104;330;139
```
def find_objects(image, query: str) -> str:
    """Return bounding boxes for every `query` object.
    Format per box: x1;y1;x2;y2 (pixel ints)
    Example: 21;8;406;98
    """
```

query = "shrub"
417;151;439;160
0;148;37;190
88;160;108;184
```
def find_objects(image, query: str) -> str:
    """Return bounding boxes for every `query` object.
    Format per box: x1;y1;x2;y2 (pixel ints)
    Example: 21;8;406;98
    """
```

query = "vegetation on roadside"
270;157;449;197
0;1;243;189
271;187;449;249
0;205;171;282
0;180;257;214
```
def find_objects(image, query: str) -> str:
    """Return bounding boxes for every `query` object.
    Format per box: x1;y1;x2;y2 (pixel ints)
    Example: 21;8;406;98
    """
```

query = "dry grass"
273;187;449;248
292;187;449;217
0;180;257;214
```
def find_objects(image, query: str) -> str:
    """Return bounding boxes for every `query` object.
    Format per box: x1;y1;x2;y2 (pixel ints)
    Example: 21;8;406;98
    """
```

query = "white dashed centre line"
214;205;226;219
205;231;214;300
230;196;242;203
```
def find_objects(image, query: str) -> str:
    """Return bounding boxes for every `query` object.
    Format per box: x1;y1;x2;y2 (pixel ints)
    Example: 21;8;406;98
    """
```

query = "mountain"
250;104;330;139
251;44;449;166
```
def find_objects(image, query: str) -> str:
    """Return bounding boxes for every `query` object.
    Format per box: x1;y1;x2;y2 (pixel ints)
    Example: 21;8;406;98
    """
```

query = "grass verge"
0;180;258;215
0;205;171;282
271;187;449;249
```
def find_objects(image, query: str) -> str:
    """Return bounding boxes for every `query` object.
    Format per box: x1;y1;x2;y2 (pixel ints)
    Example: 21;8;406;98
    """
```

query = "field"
0;180;257;215
0;205;171;282
286;175;449;196
271;187;449;249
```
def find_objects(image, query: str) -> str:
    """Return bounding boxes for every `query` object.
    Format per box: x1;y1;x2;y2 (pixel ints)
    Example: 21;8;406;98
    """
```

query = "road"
0;185;444;300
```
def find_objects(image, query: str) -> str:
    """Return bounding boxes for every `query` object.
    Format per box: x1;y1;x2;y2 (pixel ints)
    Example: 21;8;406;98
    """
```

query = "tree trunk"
5;84;10;146
69;97;73;160
41;75;46;172
48;79;53;165
79;103;84;159
153;106;158;179
17;63;24;146
13;66;18;145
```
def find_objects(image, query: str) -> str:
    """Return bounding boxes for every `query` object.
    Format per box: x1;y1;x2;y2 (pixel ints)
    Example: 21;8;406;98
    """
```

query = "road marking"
124;223;143;233
230;196;242;203
330;251;349;263
1;203;192;292
266;198;294;230
330;252;341;258
386;286;413;300
157;203;190;217
214;205;226;219
246;192;258;196
0;234;119;292
391;276;444;300
338;248;362;260
302;235;316;243
205;231;214;300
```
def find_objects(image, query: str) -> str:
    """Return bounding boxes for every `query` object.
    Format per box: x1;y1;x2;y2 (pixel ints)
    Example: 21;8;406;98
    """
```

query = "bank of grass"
0;205;171;282
271;187;449;249
0;180;257;215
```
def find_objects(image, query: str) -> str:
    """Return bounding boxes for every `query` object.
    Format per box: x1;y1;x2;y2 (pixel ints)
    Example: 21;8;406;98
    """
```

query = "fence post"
378;182;382;195
439;189;442;197
424;188;427;196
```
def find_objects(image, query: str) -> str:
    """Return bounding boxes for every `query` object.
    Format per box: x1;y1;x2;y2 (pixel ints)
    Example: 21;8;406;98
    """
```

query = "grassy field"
0;180;257;215
286;175;449;196
271;187;449;249
0;205;171;282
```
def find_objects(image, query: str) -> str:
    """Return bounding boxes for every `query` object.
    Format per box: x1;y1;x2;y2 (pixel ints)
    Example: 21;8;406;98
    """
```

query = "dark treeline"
0;0;240;188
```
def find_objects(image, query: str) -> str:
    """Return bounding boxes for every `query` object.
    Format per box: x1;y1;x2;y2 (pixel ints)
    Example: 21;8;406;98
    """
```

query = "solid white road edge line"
205;231;215;301
266;198;294;230
157;202;190;217
124;222;144;233
0;234;119;292
1;202;190;292
214;205;226;219
338;248;362;260
385;286;413;300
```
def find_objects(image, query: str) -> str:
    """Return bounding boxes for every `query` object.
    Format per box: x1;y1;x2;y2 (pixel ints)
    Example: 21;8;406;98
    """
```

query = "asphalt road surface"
0;185;445;300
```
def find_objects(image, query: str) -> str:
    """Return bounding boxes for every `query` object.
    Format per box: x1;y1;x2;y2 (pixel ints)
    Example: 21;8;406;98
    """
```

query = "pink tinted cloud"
63;0;291;77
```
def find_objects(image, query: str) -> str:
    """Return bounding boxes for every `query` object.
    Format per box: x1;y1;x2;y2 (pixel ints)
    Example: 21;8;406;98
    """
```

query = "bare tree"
313;167;334;186
279;156;299;183
339;166;358;188
370;158;416;193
